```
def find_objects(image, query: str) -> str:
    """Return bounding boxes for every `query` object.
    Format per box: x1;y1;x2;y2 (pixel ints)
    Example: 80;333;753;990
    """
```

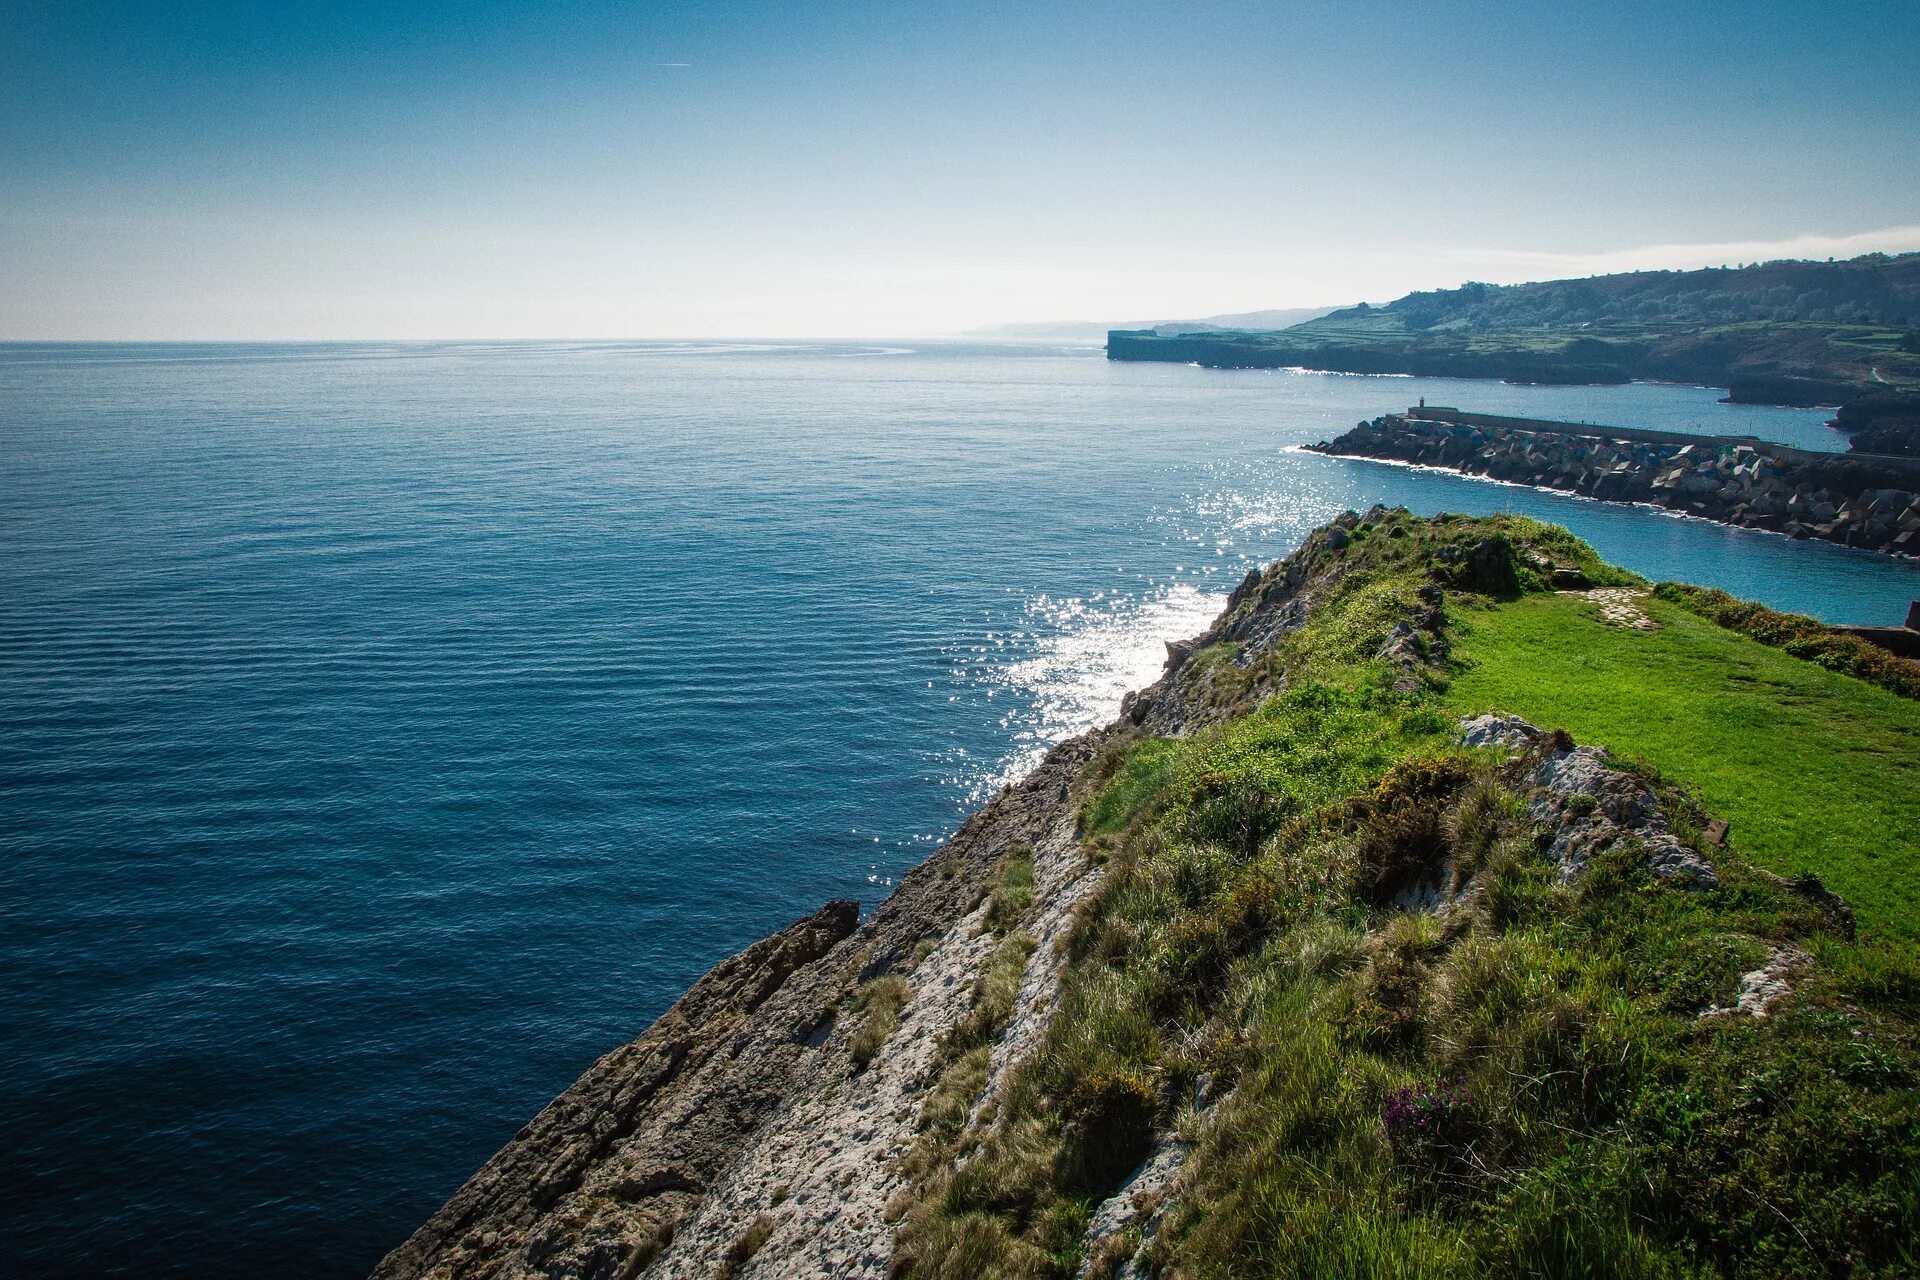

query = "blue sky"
4;0;1918;338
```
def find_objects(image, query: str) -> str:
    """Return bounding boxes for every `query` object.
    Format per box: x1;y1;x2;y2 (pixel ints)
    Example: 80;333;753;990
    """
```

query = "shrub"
715;1214;777;1280
1343;756;1474;901
1381;1078;1469;1149
896;1211;1048;1280
1179;771;1288;855
1347;912;1447;1047
1056;1070;1158;1198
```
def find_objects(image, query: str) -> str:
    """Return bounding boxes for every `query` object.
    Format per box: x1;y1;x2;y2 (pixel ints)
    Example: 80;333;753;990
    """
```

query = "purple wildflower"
1383;1080;1466;1142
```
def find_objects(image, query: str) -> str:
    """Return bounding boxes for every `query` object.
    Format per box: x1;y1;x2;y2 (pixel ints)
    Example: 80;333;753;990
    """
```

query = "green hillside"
1319;254;1920;332
1108;254;1920;434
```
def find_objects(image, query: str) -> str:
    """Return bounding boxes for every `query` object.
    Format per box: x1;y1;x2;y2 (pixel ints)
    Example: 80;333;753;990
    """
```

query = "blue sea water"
1;341;1913;1279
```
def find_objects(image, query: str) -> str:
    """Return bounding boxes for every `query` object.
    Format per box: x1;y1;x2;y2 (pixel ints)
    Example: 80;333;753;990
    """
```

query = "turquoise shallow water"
1;341;1913;1278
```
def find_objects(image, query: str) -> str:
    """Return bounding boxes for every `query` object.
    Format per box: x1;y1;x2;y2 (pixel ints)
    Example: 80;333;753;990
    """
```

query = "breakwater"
1310;407;1920;557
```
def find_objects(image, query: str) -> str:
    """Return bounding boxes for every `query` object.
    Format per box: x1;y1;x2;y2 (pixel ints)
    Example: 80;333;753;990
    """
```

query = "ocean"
2;340;1913;1278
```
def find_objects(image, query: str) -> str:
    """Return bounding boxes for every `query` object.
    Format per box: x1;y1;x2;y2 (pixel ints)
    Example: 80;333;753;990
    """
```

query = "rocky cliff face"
371;516;1385;1280
369;725;1105;1280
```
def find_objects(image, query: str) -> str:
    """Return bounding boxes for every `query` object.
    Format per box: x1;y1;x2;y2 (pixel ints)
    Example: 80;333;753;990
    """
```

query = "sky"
3;0;1919;339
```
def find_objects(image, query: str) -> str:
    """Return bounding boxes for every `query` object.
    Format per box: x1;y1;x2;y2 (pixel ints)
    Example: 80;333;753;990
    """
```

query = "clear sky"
4;0;1918;339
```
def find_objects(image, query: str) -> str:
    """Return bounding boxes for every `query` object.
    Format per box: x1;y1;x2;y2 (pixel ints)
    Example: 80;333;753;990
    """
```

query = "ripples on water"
1;341;1913;1279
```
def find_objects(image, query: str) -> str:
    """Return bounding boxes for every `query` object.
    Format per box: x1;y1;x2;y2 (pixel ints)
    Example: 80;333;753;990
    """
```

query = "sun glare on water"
937;582;1226;805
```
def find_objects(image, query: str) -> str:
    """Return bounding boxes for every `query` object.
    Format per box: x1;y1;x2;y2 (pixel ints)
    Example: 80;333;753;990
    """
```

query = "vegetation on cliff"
1324;256;1920;334
893;511;1920;1280
377;509;1919;1280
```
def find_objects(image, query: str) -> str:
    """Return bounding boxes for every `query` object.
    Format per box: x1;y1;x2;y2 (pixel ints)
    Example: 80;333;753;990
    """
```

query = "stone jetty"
1309;407;1920;557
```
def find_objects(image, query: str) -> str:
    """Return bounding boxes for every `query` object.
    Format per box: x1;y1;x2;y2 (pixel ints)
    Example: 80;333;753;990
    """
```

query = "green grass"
1653;582;1920;700
1444;591;1920;942
986;846;1037;934
850;974;911;1067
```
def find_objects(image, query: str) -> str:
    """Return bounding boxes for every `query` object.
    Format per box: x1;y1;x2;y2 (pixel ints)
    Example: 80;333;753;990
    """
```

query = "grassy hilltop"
1107;254;1920;437
1447;588;1920;941
894;511;1920;1280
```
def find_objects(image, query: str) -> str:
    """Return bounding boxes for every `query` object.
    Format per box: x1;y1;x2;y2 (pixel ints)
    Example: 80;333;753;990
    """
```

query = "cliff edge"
372;515;1373;1280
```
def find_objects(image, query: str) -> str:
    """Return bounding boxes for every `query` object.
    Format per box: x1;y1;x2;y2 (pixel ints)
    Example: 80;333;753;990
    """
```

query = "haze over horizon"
5;0;1919;340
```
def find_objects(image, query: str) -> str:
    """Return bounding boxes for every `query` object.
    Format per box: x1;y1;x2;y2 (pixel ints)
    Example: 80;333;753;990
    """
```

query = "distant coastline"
1107;252;1920;456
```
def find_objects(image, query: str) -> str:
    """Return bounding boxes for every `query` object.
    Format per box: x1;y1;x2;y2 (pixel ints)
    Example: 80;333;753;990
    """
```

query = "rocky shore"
1308;408;1920;556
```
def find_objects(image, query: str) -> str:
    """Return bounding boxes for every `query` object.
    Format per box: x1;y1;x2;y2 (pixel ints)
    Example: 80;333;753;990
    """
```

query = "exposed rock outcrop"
1528;742;1719;889
1704;945;1811;1020
1458;712;1542;751
1460;712;1719;890
372;727;1106;1280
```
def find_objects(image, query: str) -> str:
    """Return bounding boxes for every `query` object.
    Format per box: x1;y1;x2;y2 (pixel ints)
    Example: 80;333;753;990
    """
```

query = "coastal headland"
1309;407;1920;557
1107;253;1920;456
375;509;1920;1280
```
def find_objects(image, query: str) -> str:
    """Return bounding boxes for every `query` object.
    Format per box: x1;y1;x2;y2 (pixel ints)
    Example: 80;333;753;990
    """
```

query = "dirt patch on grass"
1560;586;1658;631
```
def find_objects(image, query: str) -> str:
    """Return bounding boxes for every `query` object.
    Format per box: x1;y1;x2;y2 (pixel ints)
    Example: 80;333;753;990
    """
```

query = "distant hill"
1161;306;1344;333
971;305;1336;341
1303;253;1920;334
1108;254;1920;444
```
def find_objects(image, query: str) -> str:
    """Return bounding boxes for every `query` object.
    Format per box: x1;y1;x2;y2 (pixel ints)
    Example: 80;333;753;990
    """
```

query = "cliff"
369;517;1337;1280
376;511;1920;1280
